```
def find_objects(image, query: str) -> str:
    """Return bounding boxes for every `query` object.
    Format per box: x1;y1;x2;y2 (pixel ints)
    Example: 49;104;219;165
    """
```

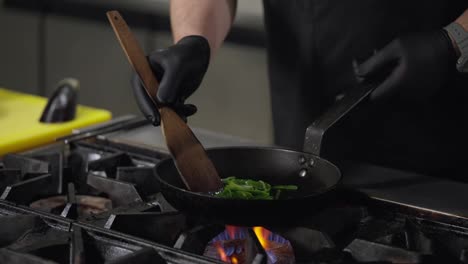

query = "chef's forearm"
170;0;237;56
449;8;468;57
455;9;468;30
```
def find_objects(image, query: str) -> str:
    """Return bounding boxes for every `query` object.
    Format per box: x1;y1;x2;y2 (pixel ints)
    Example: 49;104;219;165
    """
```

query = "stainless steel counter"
341;162;468;222
98;123;265;154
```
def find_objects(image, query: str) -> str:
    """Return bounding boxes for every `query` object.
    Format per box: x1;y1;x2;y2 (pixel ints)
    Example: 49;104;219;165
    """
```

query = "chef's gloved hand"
131;35;210;125
354;30;457;104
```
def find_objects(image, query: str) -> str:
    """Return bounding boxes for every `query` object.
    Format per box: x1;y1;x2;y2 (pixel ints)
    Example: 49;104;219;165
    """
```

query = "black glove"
354;30;457;104
131;35;210;125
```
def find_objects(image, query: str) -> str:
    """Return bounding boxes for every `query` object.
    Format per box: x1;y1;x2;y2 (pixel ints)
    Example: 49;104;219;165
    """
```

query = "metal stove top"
1;117;468;264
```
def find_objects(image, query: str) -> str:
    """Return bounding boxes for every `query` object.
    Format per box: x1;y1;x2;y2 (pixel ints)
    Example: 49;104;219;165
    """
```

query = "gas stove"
1;117;468;264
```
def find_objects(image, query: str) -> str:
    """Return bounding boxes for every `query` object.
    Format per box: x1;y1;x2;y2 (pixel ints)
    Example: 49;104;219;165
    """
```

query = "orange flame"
215;242;228;262
253;226;273;250
214;241;240;263
231;256;239;264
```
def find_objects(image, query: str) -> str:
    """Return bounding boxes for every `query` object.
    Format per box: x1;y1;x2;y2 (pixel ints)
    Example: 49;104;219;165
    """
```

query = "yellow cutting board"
0;88;112;156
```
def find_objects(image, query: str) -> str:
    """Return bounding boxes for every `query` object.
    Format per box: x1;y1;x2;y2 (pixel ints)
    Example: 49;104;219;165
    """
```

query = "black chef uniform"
262;0;468;180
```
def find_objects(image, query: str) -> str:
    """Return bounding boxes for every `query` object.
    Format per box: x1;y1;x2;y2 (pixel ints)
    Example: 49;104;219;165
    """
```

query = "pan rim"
154;146;342;202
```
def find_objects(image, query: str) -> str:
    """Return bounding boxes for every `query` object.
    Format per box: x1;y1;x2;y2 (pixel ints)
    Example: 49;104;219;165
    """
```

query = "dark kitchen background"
4;2;468;264
0;0;273;144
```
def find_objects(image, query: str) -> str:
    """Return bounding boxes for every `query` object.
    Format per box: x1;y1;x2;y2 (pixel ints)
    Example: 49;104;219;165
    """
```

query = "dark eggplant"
39;78;79;123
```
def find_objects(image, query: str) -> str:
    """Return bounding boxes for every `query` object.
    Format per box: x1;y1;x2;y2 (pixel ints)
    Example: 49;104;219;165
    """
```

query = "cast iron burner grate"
0;202;168;264
0;146;159;221
0;191;218;263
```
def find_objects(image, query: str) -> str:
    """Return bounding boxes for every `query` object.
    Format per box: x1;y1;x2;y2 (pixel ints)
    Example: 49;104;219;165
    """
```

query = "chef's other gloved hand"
354;30;457;104
131;35;210;125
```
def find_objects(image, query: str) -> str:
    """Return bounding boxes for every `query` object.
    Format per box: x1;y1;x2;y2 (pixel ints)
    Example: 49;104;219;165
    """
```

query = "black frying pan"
155;84;374;226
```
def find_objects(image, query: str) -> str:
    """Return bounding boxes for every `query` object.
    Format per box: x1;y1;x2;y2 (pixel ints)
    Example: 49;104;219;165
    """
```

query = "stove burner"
29;195;112;216
204;226;294;264
253;227;295;264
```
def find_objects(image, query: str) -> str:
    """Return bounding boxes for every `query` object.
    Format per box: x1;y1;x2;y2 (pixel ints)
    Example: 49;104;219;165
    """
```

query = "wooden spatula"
106;10;222;192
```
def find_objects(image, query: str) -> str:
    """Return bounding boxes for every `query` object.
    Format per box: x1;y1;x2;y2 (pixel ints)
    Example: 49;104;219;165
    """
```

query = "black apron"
262;0;468;180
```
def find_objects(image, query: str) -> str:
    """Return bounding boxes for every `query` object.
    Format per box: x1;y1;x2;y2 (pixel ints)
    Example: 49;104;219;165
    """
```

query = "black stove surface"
0;141;467;264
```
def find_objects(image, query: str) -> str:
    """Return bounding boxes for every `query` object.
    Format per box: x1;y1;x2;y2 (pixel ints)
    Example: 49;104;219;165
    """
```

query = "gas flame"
212;227;243;263
215;242;229;262
253;226;272;249
253;226;295;264
226;225;238;239
205;225;294;264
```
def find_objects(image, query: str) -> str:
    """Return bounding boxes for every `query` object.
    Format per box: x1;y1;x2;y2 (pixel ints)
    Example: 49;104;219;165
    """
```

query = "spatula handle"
106;11;159;106
106;10;222;192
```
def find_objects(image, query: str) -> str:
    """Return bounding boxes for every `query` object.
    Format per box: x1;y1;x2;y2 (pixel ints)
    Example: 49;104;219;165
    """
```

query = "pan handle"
303;83;376;156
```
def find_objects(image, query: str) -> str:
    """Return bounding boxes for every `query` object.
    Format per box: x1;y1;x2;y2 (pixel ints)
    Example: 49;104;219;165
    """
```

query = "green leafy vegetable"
214;177;298;200
272;185;298;190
